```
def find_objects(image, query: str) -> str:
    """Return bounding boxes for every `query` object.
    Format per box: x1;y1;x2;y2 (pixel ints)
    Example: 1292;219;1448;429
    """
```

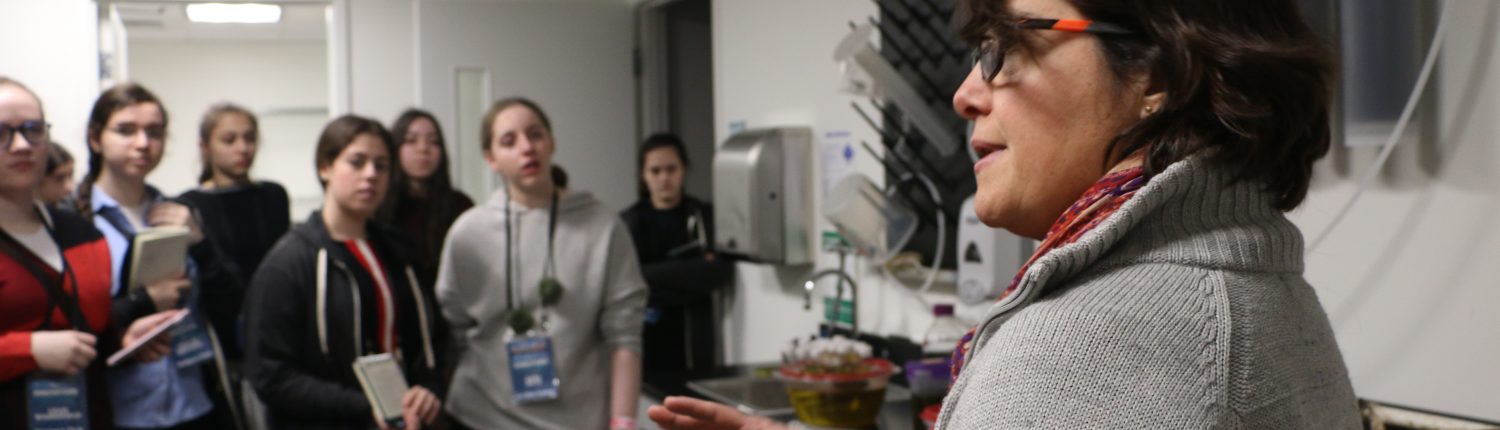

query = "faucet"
803;269;860;339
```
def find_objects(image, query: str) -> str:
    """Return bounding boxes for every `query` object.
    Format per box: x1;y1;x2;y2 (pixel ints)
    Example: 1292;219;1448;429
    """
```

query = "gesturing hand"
647;396;787;430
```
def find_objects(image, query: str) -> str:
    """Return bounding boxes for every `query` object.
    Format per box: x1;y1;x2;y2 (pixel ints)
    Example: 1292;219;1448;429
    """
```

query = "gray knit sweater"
935;158;1360;429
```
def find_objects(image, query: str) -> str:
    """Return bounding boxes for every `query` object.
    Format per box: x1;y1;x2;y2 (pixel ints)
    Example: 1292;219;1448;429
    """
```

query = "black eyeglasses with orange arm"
973;18;1136;82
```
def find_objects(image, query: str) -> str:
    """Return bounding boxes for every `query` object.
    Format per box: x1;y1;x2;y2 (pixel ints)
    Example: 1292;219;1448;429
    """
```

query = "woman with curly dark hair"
650;0;1357;427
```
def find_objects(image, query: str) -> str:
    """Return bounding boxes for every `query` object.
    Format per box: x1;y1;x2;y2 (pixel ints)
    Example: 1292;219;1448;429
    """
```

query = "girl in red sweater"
0;76;180;429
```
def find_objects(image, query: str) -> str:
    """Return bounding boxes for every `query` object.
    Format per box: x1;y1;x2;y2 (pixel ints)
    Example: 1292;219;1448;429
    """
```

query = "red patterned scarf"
950;162;1147;380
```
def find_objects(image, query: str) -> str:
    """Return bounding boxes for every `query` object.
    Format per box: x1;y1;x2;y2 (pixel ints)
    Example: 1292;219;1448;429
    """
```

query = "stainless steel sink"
687;375;915;428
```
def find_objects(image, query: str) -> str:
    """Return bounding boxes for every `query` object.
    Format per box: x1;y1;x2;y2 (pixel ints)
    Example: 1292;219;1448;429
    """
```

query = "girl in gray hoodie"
435;97;648;430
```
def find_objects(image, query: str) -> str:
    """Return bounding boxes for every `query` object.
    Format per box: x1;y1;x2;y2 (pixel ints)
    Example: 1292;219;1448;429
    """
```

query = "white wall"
712;0;988;365
417;0;638;211
0;0;99;172
129;39;329;219
1287;0;1500;420
338;0;639;209
345;0;417;125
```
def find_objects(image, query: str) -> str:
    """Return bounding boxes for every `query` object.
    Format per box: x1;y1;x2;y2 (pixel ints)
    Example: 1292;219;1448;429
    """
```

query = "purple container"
903;356;952;397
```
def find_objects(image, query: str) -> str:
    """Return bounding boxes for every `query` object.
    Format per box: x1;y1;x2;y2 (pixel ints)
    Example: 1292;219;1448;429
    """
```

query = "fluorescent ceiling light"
186;3;282;24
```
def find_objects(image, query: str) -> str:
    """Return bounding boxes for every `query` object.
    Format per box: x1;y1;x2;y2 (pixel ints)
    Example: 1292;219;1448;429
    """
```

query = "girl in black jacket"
619;133;732;372
244;115;442;430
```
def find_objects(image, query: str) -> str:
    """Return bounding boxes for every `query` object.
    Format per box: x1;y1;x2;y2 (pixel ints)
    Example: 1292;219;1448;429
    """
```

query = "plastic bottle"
910;304;964;430
920;304;967;355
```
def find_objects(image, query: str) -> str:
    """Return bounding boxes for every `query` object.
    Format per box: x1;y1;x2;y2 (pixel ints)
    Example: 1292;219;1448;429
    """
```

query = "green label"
822;296;855;326
821;231;852;253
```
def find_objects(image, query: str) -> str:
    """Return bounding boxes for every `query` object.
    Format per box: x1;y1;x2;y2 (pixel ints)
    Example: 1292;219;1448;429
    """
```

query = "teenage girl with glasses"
0;77;185;429
73;83;244;430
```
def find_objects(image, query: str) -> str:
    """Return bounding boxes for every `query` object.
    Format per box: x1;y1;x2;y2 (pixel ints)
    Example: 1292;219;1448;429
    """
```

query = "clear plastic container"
776;358;897;428
922;304;967;355
824;173;917;261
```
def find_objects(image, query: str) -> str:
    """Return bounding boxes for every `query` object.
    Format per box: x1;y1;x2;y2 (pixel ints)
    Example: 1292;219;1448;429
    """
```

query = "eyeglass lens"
0;120;49;149
975;40;1003;82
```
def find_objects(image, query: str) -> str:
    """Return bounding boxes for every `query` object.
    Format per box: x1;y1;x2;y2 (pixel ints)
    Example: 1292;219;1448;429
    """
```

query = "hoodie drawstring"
318;247;433;369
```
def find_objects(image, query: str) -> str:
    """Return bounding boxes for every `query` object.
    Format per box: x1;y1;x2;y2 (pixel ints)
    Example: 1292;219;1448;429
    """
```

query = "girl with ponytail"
178;102;290;342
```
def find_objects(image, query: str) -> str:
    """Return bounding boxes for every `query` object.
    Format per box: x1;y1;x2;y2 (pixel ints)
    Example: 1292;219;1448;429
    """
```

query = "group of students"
1;77;726;430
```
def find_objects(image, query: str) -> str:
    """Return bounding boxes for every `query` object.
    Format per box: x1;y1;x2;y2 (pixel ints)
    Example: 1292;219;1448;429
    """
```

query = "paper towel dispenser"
712;127;813;265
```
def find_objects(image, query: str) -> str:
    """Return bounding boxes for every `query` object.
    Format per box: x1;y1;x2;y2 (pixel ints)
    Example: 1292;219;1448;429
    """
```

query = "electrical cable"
1307;0;1449;253
906;173;945;298
873;172;948;330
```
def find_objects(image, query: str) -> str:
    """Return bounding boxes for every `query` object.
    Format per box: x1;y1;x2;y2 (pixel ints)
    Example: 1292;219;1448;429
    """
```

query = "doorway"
640;0;715;202
638;0;723;371
104;1;332;219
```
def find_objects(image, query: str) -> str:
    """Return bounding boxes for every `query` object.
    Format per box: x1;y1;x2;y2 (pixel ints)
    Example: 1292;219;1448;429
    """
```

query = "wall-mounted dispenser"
713;127;813;265
956;195;1031;305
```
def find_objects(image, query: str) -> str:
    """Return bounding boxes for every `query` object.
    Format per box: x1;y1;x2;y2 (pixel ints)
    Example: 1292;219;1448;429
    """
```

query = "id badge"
505;335;560;404
644;307;661;326
26;373;89;430
170;311;215;369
